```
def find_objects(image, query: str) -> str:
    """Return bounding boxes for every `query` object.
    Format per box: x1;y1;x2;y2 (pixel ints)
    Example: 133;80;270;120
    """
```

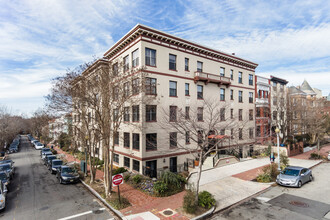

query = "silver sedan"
276;166;313;188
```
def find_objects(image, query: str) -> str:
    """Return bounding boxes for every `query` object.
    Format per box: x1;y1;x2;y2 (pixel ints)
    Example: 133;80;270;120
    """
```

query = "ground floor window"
114;154;119;164
133;160;140;172
124;157;130;168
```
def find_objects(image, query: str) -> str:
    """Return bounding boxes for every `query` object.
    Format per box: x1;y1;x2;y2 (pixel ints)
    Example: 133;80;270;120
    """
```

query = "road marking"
256;196;271;202
57;208;106;220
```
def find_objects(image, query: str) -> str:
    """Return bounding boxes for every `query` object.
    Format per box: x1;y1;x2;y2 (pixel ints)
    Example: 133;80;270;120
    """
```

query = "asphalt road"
0;136;114;220
211;162;330;220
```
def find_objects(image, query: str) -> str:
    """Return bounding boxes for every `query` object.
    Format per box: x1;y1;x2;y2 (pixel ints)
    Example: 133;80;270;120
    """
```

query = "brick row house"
72;24;258;177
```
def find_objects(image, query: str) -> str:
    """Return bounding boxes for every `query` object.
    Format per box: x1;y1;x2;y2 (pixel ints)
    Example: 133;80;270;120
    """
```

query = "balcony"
194;71;231;86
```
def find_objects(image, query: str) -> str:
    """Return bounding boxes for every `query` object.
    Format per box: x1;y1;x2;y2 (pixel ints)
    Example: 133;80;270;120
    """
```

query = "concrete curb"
80;180;125;220
191;206;215;220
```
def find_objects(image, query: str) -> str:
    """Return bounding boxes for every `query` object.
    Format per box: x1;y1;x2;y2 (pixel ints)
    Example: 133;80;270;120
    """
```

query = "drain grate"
289;200;309;208
160;208;177;217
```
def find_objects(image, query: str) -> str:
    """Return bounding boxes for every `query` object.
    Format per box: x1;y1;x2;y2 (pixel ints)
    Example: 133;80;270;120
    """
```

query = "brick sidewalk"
53;146;189;219
232;164;269;181
290;144;330;160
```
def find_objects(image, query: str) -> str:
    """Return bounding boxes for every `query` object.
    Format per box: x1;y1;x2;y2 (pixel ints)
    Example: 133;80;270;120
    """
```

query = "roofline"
270;75;288;84
103;24;258;68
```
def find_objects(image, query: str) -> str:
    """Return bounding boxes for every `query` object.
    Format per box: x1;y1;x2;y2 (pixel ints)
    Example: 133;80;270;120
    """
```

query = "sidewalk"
53;145;324;219
291;144;330;160
54;146;189;220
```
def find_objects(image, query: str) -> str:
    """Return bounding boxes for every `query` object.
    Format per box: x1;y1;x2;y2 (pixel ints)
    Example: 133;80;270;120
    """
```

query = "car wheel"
309;175;313;182
298;181;302;188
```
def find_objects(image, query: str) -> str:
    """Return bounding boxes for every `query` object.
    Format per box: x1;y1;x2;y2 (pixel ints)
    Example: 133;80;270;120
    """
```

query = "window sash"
132;105;140;122
220;67;225;77
133;133;140;150
124;55;129;71
146;105;157;122
197;85;203;99
132;49;139;67
145;48;156;66
170;106;177;122
197;107;203;121
239;91;243;102
169;81;177;96
146;133;157;150
185;83;189;96
169;54;176;70
220;89;225;101
238;72;242;83
124;157;130;167
124;133;130;148
197;61;203;72
146;78;157;95
185;58;189;71
133;160;140;171
170;132;177;147
124;107;130;122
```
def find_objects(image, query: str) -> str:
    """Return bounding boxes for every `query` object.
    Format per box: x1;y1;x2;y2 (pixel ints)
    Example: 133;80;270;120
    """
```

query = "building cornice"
104;24;258;70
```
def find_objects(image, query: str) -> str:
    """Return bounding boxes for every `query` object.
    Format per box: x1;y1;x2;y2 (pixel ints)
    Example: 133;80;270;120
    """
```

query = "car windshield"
0;173;7;180
43;149;50;152
53;161;62;166
283;169;300;176
62;167;74;174
0;165;10;170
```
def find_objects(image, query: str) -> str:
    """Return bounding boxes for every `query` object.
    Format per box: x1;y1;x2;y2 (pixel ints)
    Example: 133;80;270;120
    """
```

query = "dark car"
0;172;10;187
276;166;313;188
50;159;63;174
56;166;80;184
45;155;57;167
0;160;14;167
40;148;51;157
41;151;53;160
0;164;14;179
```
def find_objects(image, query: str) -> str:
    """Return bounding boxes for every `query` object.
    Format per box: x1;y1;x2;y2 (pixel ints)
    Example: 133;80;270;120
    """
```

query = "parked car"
0;172;10;187
40;148;51;157
56;165;80;184
45;155;57;167
328;152;330;161
276;166;312;188
50;159;63;174
0;180;8;211
0;160;14;170
41;152;53;160
34;142;44;150
0;164;14;179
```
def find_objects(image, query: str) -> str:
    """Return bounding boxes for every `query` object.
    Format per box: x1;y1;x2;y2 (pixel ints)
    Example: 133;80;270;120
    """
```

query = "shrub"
183;190;197;214
51;149;57;155
153;181;168;196
257;173;271;183
113;167;127;175
160;171;186;189
132;175;142;184
310;152;322;159
108;193;131;210
266;145;271;156
198;191;216;209
280;153;289;168
123;173;130;182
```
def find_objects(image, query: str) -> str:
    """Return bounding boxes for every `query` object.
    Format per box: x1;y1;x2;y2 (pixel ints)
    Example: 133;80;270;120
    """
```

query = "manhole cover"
163;210;173;215
289;200;309;208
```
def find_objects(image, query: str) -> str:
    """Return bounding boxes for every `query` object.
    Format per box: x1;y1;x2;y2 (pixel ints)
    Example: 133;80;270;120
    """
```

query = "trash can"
81;160;86;174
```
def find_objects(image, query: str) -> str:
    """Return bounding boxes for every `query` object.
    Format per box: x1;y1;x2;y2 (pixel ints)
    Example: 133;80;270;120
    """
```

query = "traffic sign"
112;173;123;186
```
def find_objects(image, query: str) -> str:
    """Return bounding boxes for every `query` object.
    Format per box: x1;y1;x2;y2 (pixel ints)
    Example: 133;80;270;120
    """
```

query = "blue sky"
1;0;330;116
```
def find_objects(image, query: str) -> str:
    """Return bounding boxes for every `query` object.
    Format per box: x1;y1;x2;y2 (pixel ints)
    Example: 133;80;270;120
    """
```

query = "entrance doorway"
146;160;157;178
170;157;177;173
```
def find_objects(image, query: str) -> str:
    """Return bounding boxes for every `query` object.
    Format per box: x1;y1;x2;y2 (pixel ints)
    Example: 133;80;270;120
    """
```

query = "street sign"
112;173;123;186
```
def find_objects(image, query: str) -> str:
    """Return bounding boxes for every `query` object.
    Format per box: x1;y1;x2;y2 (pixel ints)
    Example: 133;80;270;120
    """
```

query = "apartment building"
255;75;271;144
49;114;72;141
73;24;258;177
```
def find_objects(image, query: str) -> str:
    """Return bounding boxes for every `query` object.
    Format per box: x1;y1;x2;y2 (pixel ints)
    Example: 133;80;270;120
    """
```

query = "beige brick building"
73;24;258;177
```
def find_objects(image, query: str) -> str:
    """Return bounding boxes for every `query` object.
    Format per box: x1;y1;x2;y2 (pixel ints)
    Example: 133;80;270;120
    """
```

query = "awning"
208;135;228;139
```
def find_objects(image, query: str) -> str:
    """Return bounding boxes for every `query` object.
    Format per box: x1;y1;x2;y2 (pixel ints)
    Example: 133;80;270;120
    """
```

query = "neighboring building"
49;114;72;141
73;24;258;177
255;75;271;144
270;76;288;140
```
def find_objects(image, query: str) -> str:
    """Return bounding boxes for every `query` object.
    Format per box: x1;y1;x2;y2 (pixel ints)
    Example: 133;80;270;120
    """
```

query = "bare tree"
159;98;252;204
72;59;147;197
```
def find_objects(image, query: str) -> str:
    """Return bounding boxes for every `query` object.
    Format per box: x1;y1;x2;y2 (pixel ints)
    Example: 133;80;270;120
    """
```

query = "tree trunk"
195;151;204;205
89;152;95;183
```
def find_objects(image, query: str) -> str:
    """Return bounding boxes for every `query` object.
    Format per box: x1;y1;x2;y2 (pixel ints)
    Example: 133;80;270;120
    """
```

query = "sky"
1;0;330;116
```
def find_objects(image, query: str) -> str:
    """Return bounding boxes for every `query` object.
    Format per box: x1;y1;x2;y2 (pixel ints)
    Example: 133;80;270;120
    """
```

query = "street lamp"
84;135;89;176
275;128;281;171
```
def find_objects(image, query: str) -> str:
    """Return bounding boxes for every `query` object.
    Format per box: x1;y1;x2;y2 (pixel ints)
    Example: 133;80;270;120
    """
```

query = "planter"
194;160;199;166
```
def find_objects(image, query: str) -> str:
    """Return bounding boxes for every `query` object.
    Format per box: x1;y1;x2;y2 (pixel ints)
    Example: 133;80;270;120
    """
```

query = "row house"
73;24;258;177
255;75;271;144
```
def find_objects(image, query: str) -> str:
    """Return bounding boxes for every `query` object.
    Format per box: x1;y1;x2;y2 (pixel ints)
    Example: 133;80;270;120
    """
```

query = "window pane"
185;58;189;71
169;81;177;96
197;61;203;72
132;49;139;67
169;54;176;70
197;85;203;99
145;48;156;66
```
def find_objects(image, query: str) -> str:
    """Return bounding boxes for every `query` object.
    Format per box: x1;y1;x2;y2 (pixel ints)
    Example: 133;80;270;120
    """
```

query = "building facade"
255;75;271;144
49;114;72;141
73;24;258;177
